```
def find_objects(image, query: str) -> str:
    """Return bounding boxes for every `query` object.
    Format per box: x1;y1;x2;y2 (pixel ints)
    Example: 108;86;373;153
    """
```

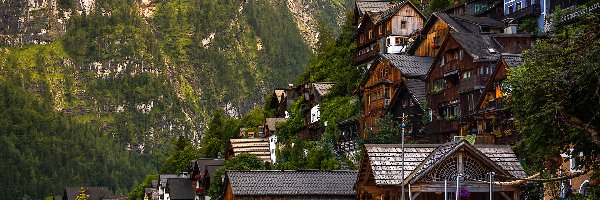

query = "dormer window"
401;20;407;29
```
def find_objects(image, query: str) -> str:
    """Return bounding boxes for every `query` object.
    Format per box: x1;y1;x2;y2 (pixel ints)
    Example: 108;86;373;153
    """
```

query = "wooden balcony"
442;61;460;78
353;48;379;65
459;75;489;93
428;118;459;135
505;4;541;20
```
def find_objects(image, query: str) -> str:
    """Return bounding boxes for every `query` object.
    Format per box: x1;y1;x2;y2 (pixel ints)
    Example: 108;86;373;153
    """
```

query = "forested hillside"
0;0;352;198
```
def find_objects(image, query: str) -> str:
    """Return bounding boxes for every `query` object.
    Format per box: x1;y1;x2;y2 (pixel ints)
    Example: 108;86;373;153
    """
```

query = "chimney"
505;24;518;34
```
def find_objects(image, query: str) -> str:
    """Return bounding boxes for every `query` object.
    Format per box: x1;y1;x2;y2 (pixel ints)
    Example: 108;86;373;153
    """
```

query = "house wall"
234;195;354;200
544;155;591;199
390;4;425;36
360;60;404;140
425;36;494;141
414;19;450;58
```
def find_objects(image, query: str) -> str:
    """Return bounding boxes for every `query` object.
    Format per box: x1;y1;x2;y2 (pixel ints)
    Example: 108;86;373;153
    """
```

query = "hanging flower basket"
459;188;471;199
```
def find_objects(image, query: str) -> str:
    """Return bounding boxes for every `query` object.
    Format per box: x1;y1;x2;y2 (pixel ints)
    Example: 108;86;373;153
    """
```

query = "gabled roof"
380;54;435;77
159;174;188;188
409;12;503;54
356;0;394;15
363;141;527;186
273;89;285;103
193;158;225;177
226;170;357;196
451;31;502;62
265;118;286;131
476;53;521;110
405;140;512;184
313;82;335;97
167;178;195;200
375;0;426;25
64;187;110;200
364;144;439;185
405;79;426;107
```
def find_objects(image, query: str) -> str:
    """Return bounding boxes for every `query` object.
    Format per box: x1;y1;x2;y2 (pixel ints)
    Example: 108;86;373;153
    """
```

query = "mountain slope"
0;0;352;198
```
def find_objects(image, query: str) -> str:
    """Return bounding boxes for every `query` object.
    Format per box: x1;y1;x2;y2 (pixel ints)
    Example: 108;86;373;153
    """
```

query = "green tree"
127;174;159;200
367;113;403;144
508;14;600;174
161;137;201;174
425;0;453;16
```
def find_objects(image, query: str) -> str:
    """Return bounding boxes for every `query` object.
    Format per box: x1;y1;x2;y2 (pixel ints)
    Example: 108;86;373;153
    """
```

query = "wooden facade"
412;15;451;58
474;54;521;145
356;141;528;200
358;54;433;141
360;58;404;139
354;1;425;65
425;33;499;142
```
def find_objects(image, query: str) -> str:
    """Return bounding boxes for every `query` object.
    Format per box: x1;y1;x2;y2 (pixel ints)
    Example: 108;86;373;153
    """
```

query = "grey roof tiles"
380;54;435;77
227;170;357;196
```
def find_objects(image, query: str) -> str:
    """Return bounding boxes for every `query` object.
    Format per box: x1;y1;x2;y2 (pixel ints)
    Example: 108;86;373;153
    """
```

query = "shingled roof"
265;118;286;131
64;187;110;200
226;170;357;196
313;82;335;97
356;0;394;15
380;54;435;77
375;0;425;25
167;178;195;200
451;32;502;62
363;141;527;186
405;79;426;107
501;53;522;68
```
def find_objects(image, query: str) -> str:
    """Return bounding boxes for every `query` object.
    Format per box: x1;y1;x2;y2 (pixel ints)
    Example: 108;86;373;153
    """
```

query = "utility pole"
401;113;406;200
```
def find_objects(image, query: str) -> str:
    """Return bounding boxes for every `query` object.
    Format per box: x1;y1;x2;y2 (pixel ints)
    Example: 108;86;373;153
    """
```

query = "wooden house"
264;118;286;138
188;158;225;198
265;89;286;118
227;138;271;163
353;0;426;65
421;13;505;143
337;116;360;157
358;54;434;141
442;0;504;20
354;1;395;26
356;140;528;200
474;54;521;145
543;150;593;199
61;187;113;200
299;82;334;140
223;170;357;200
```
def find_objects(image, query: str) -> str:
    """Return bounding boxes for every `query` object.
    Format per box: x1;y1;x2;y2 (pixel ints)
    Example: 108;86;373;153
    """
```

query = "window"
368;30;373;40
459;50;464;60
401;20;407;29
360;35;364;43
441;56;445;66
378;26;382;35
384;68;389;76
434;36;441;46
508;5;514;14
386;21;391;31
516;2;522;10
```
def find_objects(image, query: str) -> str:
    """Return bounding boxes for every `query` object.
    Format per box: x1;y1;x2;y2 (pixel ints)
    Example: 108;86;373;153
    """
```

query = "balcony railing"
459;75;489;93
352;48;379;65
442;60;460;78
505;4;541;20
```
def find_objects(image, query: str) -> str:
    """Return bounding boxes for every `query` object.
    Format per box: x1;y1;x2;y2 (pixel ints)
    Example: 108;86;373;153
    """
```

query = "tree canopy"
509;14;600;175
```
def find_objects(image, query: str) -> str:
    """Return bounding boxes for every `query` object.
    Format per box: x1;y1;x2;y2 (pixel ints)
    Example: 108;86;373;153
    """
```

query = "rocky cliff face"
0;0;352;152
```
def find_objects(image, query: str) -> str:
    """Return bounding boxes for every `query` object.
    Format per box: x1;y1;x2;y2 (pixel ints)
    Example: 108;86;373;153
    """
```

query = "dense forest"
0;0;352;198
